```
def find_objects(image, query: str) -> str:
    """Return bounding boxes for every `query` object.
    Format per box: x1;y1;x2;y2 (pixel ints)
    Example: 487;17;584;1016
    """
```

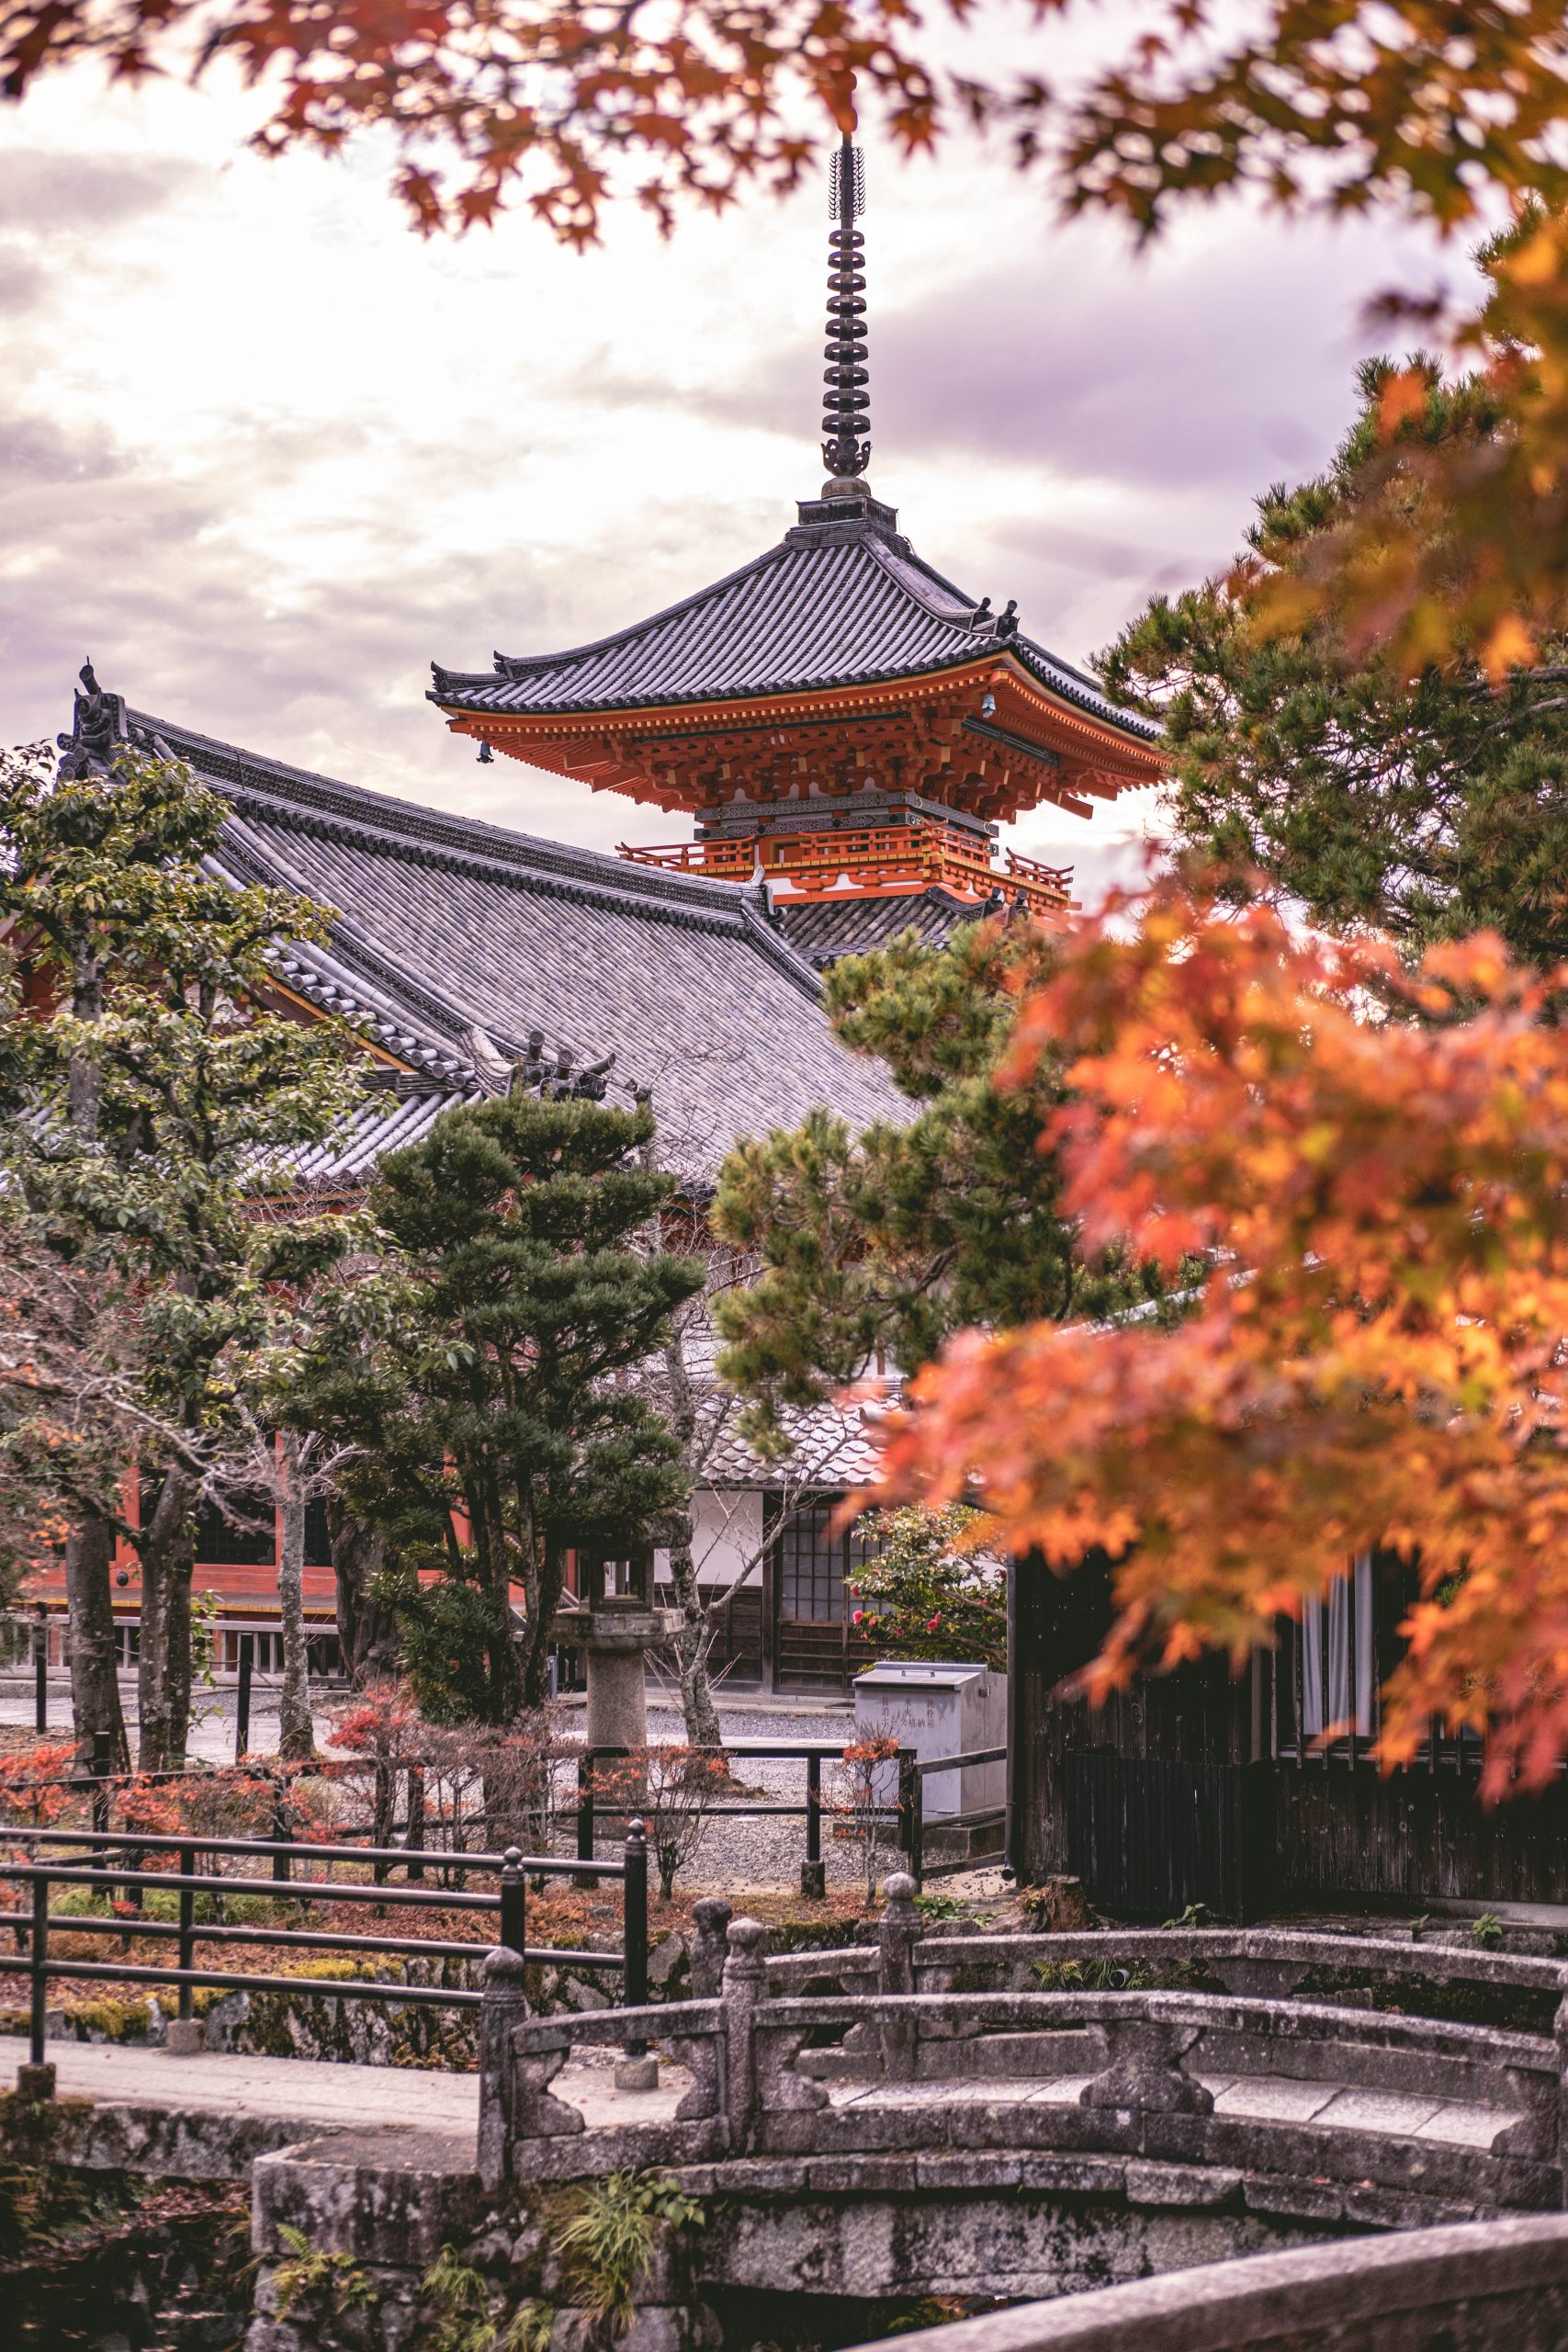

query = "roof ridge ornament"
821;133;871;492
57;658;125;781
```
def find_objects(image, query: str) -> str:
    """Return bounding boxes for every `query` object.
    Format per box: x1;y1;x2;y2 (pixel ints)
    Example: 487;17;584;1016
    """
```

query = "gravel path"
645;1694;881;1896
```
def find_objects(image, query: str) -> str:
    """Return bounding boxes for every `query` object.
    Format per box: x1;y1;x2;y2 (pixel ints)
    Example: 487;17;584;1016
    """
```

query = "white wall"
654;1487;767;1592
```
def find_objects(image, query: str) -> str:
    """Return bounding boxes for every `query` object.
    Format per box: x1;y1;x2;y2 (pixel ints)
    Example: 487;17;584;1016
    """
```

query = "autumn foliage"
873;877;1568;1796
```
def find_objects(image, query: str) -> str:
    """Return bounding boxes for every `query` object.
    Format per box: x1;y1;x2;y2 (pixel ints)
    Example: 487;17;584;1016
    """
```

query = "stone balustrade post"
691;1897;734;1998
478;1946;532;2191
1079;2008;1213;2117
878;1871;919;1994
878;1871;920;2082
721;1917;768;2151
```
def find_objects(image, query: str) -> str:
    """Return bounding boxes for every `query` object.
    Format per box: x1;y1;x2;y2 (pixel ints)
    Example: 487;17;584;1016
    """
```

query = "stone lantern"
552;1554;679;1756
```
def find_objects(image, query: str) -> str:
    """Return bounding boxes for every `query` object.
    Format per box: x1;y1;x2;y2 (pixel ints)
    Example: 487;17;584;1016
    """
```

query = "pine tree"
293;1090;705;1720
712;919;1168;1452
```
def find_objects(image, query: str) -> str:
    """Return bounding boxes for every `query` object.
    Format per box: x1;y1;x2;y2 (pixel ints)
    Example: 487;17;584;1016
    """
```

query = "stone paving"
2;2034;1521;2159
830;2073;1520;2152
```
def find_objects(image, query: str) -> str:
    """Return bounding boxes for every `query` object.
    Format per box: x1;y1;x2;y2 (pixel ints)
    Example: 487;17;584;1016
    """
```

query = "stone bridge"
455;1883;1568;2329
16;1883;1568;2349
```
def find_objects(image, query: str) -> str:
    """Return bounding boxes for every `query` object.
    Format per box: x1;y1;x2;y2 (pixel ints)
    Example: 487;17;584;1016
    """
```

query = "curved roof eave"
429;516;1166;754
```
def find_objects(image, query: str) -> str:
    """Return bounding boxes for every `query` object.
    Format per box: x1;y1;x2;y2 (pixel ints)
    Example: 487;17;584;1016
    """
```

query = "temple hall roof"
772;885;987;969
115;703;909;1182
430;505;1160;750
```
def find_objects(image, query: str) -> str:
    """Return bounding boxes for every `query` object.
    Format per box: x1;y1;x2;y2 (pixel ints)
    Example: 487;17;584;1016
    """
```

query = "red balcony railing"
619;819;1072;920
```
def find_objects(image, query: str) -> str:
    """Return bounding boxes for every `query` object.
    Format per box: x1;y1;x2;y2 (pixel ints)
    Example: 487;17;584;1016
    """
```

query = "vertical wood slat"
1064;1751;1242;1919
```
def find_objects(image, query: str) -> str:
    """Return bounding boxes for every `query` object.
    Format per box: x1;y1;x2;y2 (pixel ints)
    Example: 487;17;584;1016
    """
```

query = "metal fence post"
177;1845;196;2024
897;1747;915;1849
615;1818;654;2088
500;1847;526;1956
623;1816;649;2013
235;1634;253;1762
271;1778;294;1884
908;1763;925;1889
802;1752;825;1898
28;1869;49;2075
34;1607;47;1734
405;1765;425;1883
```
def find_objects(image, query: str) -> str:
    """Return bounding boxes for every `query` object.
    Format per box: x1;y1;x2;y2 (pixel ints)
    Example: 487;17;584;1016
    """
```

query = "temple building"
23;140;1165;1702
431;138;1164;967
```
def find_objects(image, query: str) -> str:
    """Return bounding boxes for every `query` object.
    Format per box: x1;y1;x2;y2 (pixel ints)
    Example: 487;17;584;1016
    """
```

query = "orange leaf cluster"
0;0;968;241
0;1738;79;1824
1247;212;1568;680
873;876;1568;1795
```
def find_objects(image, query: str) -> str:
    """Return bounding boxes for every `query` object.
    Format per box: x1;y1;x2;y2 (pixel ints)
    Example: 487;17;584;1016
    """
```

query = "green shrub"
272;2221;379;2321
554;2171;705;2334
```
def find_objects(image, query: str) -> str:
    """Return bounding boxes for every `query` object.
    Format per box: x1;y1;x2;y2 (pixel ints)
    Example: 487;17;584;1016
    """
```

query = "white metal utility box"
852;1659;1007;1821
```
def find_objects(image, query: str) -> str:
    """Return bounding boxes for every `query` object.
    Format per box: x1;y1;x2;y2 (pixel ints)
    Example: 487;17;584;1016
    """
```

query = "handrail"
3;1817;650;2094
617;823;1071;917
0;1824;618;1874
480;1904;1568;2203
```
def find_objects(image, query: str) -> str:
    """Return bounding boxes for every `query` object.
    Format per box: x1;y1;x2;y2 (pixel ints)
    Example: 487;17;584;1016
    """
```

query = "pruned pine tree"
293;1090;705;1722
712;918;1174;1455
0;741;364;1768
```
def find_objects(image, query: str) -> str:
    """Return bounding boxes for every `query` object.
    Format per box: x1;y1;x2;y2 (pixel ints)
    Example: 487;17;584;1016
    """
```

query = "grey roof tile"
773;888;983;967
430;514;1159;747
127;707;909;1183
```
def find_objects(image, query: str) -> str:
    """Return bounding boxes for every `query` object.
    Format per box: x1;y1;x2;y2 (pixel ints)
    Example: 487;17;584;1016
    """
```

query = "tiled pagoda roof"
115;703;909;1185
430;507;1159;750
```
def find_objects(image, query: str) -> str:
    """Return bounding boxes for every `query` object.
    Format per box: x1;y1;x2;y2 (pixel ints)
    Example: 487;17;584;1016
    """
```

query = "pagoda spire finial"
821;133;870;488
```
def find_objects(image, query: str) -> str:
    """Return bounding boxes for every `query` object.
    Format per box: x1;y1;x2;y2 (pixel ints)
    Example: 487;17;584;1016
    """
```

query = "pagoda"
431;141;1166;965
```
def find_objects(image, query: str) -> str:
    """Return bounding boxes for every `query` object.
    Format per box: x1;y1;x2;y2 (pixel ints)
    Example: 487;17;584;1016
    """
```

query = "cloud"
0;68;1454;876
0;150;198;232
0;252;45;315
649;213;1473;514
0;410;124;483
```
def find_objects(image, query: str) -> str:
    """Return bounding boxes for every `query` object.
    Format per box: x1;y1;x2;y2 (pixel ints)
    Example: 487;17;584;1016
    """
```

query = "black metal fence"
1;1820;649;2080
573;1739;1007;1890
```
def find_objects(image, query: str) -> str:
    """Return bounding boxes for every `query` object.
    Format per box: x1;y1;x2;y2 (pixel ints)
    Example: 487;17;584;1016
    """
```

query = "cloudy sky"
0;33;1469;899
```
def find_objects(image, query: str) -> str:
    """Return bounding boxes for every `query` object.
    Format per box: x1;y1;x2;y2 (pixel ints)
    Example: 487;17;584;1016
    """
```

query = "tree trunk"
64;1509;129;1772
62;952;130;1772
276;1431;317;1763
517;1539;558;1716
136;1468;196;1771
667;1500;725;1753
662;1325;725;1754
329;1506;401;1684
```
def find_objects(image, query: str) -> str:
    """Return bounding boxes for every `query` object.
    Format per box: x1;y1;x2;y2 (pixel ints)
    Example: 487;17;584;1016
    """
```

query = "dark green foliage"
712;921;1169;1451
1100;356;1568;967
294;1091;704;1718
0;742;362;1766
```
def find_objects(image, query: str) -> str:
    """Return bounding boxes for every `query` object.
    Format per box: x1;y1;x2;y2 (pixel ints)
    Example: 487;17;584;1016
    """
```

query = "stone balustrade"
852;2215;1568;2352
479;1879;1568;2230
